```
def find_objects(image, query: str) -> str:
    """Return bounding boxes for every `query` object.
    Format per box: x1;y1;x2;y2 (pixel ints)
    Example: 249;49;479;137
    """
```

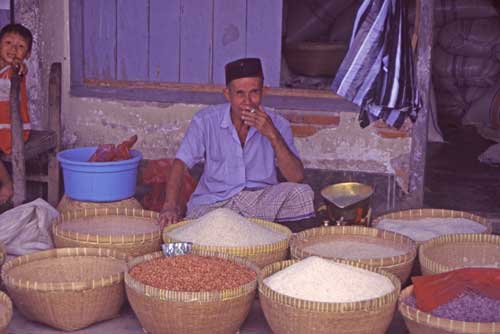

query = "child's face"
0;32;30;66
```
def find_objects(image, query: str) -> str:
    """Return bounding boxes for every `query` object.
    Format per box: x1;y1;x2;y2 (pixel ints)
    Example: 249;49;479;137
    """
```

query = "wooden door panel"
150;0;181;82
83;0;116;80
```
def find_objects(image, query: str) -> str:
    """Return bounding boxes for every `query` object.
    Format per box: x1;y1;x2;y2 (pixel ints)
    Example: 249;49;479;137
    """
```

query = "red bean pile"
129;255;256;292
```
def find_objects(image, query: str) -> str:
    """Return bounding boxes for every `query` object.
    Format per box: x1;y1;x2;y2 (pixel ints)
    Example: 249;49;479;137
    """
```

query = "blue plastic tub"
57;147;142;202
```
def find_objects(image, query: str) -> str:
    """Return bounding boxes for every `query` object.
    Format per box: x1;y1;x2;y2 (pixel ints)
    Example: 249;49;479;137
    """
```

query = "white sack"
0;198;59;256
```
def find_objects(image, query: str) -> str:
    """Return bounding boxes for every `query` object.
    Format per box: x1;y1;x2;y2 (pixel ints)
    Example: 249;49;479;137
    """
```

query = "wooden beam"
9;71;26;206
404;0;434;209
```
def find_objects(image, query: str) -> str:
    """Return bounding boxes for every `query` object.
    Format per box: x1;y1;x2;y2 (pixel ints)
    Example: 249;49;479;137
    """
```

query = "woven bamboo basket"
125;249;259;334
259;259;401;334
290;226;417;283
163;218;292;268
0;291;12;334
419;233;500;276
372;209;492;247
57;194;143;213
52;207;162;258
0;248;128;331
399;285;500;334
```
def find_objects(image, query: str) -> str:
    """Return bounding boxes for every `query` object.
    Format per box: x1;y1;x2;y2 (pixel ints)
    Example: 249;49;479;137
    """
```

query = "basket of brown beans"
125;249;259;334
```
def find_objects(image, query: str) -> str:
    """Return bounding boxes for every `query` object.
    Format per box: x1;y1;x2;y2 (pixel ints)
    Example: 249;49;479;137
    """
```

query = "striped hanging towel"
331;0;420;129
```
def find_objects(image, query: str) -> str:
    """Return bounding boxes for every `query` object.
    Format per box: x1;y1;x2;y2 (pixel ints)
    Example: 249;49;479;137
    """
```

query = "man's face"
0;32;30;66
223;77;264;113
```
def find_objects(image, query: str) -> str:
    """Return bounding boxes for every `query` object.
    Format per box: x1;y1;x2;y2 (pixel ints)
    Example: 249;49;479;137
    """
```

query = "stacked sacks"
428;1;500;129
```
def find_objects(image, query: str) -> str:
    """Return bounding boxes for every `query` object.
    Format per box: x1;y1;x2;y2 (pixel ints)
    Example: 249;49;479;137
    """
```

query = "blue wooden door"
75;0;283;87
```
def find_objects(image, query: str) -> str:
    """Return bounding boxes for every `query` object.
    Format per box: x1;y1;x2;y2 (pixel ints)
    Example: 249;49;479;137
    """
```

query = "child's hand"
12;61;28;76
0;182;13;205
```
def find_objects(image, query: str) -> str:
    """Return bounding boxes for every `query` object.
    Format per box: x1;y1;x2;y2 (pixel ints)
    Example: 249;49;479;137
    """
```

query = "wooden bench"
0;63;62;207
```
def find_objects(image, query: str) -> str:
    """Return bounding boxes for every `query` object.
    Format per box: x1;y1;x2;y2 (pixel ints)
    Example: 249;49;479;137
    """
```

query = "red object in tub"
89;135;138;162
139;158;197;217
412;268;500;312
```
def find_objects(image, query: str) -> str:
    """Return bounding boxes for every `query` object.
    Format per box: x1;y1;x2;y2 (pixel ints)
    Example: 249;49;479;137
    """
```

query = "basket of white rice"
290;226;417;283
52;208;162;257
163;208;292;268
419;233;500;276
372;209;492;246
259;256;401;334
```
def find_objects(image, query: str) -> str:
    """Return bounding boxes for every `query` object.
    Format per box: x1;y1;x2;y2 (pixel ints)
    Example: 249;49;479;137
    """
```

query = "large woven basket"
1;248;127;331
419;233;500;276
57;194;143;213
125;250;259;334
372;209;492;247
52;207;162;258
290;226;417;283
259;259;401;334
0;291;12;334
399;285;500;334
163;218;292;268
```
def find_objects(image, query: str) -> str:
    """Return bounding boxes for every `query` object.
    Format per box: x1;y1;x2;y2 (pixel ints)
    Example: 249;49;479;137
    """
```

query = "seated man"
158;57;315;226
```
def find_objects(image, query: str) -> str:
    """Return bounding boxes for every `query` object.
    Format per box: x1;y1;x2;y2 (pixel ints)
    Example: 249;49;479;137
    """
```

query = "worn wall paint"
34;0;411;191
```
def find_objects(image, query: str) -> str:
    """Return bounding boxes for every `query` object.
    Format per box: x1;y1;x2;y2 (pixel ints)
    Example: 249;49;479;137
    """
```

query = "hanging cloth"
331;0;420;129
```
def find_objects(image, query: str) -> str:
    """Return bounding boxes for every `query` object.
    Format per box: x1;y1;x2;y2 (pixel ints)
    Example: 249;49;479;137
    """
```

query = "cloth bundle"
413;268;500;311
88;135;138;162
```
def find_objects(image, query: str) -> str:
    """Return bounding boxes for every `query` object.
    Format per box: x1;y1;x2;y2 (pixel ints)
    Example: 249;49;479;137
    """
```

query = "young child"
0;23;32;155
0;23;33;205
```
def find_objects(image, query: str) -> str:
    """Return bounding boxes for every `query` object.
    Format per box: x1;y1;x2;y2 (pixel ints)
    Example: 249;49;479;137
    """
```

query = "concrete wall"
31;0;411;191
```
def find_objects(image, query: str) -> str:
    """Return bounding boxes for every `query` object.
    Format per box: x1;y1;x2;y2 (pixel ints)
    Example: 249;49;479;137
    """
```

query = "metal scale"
318;182;374;227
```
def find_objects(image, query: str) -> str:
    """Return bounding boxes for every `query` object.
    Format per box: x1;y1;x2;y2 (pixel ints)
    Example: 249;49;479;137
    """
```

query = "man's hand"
240;106;279;140
158;205;180;228
0;182;13;205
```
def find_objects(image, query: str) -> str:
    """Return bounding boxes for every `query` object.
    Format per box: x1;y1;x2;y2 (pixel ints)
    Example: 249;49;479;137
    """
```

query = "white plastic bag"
0;198;59;256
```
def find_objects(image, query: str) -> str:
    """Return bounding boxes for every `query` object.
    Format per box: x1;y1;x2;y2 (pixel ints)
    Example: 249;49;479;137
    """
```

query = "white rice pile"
376;217;486;242
264;256;395;303
168;208;287;247
303;240;406;259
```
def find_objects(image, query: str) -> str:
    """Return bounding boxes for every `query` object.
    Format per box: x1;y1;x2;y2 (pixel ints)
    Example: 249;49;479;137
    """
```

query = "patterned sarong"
186;182;315;222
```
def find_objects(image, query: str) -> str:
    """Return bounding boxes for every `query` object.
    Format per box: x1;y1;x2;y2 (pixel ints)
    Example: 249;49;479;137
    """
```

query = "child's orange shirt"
0;65;30;155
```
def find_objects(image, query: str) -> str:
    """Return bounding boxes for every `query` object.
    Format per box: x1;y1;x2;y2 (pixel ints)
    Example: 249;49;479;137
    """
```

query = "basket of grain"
372;209;492;247
290;226;417;283
125;249;259;334
56;194;143;213
163;208;292;268
399;285;500;334
259;256;401;334
419;233;500;276
52;207;162;257
0;248;127;331
0;291;12;334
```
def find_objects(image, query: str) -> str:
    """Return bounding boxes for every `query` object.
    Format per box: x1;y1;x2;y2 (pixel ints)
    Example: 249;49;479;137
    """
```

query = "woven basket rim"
1;248;127;292
419;233;500;275
398;285;500;333
290;226;417;267
125;250;259;302
163;217;292;256
0;290;12;330
258;258;401;313
0;243;5;266
53;207;162;244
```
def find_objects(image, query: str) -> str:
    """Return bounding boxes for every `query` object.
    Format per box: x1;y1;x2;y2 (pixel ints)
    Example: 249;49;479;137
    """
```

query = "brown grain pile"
129;255;256;292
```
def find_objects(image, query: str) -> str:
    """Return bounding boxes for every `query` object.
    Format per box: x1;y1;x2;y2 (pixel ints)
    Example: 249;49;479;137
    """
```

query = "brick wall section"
373;119;411;139
277;109;341;137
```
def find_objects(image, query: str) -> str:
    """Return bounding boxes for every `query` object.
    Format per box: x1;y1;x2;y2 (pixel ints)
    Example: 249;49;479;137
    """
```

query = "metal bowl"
320;182;374;226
